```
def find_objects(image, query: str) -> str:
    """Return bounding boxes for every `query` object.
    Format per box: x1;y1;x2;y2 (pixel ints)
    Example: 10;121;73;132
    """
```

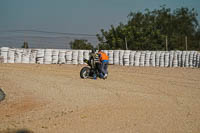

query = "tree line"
71;6;200;51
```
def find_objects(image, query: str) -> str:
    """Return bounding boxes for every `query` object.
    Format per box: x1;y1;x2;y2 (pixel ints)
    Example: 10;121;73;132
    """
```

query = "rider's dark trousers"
101;61;108;75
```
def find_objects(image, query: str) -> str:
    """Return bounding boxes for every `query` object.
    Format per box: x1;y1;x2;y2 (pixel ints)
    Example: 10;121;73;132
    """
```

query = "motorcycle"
80;59;106;79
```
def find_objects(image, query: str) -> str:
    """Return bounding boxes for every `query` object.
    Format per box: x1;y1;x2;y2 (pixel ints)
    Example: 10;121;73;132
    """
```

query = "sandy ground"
0;64;200;133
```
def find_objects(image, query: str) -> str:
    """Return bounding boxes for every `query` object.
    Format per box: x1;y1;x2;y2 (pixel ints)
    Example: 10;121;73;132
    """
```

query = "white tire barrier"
181;51;186;67
113;50;120;65
160;52;165;67
52;49;59;64
58;50;66;64
178;51;182;67
83;50;90;64
185;51;189;67
189;51;194;68
196;53;200;68
130;51;136;66
145;51;151;67
72;50;78;65
30;49;37;64
66;50;72;64
198;53;200;68
78;50;84;64
135;52;141;67
169;51;174;67
0;47;9;63
123;50;130;66
108;50;114;65
156;51;161;67
7;49;15;63
150;51;156;67
164;52;169;67
44;49;52;64
119;50;124;66
22;49;31;64
173;52;178;67
140;51;145;67
36;49;44;64
0;47;200;68
84;50;90;60
15;49;23;63
193;51;197;67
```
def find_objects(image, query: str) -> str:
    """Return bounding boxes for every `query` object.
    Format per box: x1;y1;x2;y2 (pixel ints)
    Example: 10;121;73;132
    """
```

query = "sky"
0;0;200;35
0;0;200;48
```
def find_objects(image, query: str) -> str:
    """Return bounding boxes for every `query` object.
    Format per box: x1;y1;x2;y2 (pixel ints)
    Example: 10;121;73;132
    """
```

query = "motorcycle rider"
89;48;100;79
98;49;109;79
89;48;97;69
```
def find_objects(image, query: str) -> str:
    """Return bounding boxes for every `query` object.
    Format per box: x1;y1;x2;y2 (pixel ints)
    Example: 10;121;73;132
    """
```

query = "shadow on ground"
0;129;33;133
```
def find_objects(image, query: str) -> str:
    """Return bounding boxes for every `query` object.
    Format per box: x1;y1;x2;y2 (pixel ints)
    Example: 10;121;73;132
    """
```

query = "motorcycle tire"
0;88;6;102
80;67;91;79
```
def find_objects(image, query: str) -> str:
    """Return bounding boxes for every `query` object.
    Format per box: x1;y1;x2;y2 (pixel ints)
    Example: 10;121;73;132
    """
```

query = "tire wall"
0;47;200;68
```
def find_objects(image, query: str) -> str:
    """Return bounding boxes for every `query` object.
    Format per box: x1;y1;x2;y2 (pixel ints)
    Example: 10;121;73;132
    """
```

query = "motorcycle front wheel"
0;88;6;102
80;67;91;79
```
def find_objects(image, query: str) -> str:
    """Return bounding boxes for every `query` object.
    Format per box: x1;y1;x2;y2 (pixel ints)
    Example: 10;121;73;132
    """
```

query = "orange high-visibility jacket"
98;51;109;61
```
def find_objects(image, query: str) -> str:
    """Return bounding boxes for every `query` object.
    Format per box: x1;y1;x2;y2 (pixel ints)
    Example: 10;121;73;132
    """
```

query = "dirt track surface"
0;64;200;133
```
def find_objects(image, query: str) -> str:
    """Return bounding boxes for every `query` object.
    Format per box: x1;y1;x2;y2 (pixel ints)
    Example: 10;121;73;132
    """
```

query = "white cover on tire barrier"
134;51;141;67
196;53;200;68
83;50;90;64
84;50;90;60
108;50;114;65
123;50;130;66
15;49;23;63
66;50;72;64
130;51;136;66
119;50;124;66
145;51;151;67
193;51;198;67
155;51;161;67
36;49;44;64
22;49;31;64
185;51;189;67
78;50;84;64
44;49;52;64
7;48;15;63
150;51;156;67
30;49;37;64
169;51;174;67
140;51;145;67
198;53;200;68
181;51;186;67
189;51;194;68
72;50;78;64
113;50;120;65
164;52;169;67
159;52;165;67
173;52;178;67
0;47;9;63
52;49;59;64
58;50;66;64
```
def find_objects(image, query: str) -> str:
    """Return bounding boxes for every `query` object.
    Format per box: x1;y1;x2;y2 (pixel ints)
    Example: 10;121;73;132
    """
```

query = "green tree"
96;6;200;51
70;39;94;50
